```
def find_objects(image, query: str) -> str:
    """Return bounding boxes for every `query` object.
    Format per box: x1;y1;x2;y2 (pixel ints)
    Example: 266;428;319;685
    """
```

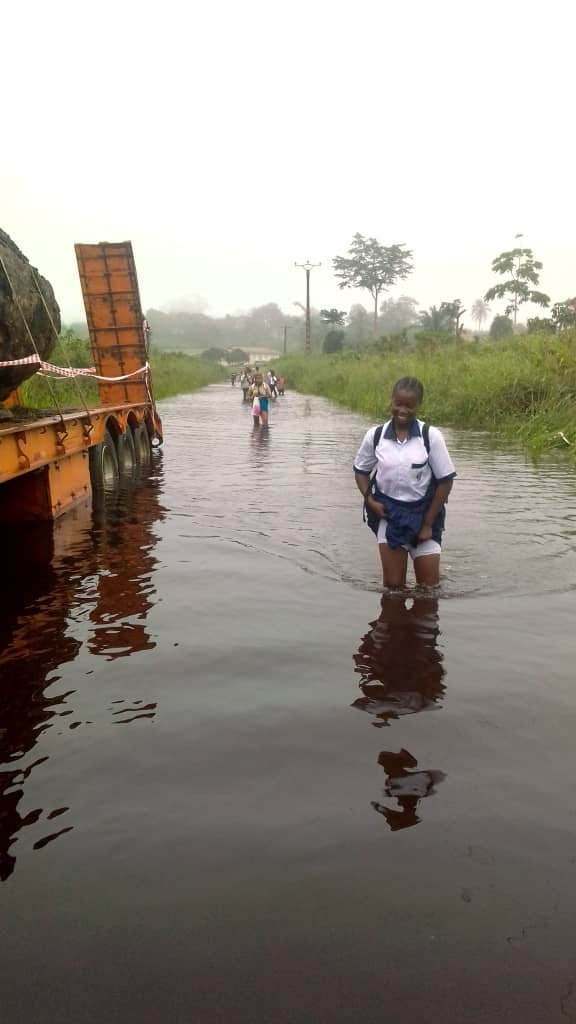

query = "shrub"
489;315;514;340
323;330;344;354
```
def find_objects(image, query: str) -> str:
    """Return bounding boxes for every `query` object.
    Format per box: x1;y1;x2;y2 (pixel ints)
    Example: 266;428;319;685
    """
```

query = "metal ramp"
75;241;152;410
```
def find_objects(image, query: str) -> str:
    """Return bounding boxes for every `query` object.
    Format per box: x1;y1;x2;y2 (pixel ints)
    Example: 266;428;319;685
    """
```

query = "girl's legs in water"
378;544;408;588
414;554;440;587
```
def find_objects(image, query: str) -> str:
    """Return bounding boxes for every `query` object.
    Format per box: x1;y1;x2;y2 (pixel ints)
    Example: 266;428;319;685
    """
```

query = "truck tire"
117;427;136;474
89;430;119;490
133;423;151;466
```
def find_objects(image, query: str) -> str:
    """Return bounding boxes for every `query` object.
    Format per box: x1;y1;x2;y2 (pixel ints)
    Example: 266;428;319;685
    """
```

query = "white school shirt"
353;419;456;502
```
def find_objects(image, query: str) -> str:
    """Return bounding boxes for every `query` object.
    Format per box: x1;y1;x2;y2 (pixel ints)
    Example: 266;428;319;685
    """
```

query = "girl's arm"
354;471;371;499
355;472;386;518
353;428;386;517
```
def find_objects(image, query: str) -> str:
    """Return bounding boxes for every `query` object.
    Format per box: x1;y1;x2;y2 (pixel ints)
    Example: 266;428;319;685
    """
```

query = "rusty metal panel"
0;406;148;483
0;451;91;521
75;242;149;408
46;450;92;518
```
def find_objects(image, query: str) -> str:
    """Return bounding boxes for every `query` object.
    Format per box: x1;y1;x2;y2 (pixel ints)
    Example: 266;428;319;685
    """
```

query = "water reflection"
0;466;166;880
250;423;271;466
88;482;162;660
371;748;446;832
352;595;447;830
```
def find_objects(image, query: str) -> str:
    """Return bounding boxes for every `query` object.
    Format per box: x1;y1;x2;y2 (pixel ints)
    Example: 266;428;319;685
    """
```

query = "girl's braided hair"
392;376;424;404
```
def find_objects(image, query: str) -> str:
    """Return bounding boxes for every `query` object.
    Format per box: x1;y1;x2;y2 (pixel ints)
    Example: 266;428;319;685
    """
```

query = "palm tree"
418;305;452;332
471;298;491;333
443;299;466;339
319;308;347;327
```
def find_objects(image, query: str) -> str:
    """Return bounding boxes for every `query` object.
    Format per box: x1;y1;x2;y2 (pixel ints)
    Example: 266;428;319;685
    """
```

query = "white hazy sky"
2;0;574;325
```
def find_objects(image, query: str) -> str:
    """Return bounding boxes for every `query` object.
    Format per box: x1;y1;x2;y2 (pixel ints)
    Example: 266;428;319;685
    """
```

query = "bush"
414;330;453;352
527;317;555;335
227;348;250;364
203;347;228;362
371;331;408;354
489;315;514;340
323;330;344;354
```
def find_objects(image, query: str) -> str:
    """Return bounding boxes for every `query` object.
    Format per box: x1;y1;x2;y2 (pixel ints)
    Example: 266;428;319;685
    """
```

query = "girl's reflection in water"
249;423;271;468
352;594;447;831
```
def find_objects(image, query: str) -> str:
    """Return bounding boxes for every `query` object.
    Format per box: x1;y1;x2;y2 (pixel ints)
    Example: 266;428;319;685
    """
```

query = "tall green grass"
150;350;227;399
278;333;576;458
20;339;226;409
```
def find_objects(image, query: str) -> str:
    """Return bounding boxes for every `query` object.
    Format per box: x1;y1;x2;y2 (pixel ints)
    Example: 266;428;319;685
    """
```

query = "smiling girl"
353;377;456;588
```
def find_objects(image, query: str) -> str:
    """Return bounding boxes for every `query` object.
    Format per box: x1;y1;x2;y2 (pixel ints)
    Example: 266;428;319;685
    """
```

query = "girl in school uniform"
353;377;456;588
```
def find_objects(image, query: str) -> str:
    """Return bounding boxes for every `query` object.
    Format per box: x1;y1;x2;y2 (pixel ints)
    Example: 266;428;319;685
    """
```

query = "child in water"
353;376;456;588
248;372;272;426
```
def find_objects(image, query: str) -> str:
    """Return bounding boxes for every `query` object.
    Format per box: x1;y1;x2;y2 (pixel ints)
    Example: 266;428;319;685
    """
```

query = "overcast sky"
2;0;574;326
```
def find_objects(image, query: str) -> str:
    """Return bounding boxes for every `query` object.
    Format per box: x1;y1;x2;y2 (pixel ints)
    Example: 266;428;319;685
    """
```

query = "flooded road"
1;383;576;1023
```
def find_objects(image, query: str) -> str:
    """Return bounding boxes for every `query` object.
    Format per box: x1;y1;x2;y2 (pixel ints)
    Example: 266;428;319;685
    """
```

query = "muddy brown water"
1;383;576;1023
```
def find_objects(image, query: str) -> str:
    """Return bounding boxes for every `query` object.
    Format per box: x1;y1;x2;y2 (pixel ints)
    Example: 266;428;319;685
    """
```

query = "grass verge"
278;333;576;459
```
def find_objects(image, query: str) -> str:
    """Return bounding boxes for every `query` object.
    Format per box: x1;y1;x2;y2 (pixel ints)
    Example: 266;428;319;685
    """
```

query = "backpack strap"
365;426;385;514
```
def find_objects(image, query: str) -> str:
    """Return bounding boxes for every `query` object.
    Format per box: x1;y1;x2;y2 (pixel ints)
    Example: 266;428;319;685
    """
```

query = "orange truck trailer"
0;242;163;522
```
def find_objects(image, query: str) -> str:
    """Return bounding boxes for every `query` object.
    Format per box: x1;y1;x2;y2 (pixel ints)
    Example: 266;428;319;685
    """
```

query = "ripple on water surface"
163;384;576;598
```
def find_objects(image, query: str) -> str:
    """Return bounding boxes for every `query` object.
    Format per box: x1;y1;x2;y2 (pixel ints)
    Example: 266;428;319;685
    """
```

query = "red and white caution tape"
0;354;43;367
13;361;151;382
40;362;97;377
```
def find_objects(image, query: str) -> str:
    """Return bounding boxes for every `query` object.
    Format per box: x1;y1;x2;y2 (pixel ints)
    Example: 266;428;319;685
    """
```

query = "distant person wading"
239;368;252;402
353;377;456;589
249;372;272;427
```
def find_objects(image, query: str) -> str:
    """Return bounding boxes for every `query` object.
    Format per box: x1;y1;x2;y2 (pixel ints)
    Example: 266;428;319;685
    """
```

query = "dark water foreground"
1;385;576;1023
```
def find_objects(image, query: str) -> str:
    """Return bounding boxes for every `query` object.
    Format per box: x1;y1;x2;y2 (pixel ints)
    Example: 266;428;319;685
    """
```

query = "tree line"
319;233;576;352
66;233;575;359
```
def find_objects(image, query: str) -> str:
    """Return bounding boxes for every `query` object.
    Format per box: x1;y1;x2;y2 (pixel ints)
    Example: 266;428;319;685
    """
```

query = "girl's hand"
418;523;433;542
366;495;386;519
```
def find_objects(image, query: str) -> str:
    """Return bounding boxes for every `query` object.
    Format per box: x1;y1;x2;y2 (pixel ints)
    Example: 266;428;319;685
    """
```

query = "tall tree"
471;298;490;333
346;304;371;349
484;248;550;324
333;233;413;333
319;308;347;327
378;296;419;334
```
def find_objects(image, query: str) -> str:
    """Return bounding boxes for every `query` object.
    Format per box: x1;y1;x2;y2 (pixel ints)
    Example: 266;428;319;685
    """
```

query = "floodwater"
1;384;576;1023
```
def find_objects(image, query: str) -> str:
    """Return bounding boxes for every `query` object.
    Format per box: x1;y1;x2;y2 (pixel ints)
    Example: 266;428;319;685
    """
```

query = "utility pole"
282;324;293;356
295;260;321;354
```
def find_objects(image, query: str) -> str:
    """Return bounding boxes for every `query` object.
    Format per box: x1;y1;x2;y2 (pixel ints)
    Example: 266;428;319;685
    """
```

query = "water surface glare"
1;384;576;1023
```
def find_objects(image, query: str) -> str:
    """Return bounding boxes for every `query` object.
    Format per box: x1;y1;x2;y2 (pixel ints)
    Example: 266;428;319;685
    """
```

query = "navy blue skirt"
365;482;445;549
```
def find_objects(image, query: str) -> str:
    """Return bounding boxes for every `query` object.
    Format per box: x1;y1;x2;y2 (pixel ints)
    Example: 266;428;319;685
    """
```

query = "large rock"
0;229;61;401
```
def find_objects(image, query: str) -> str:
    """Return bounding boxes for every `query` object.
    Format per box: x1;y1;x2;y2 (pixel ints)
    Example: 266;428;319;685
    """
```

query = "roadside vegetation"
278;332;576;460
20;335;226;408
28;235;576;463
